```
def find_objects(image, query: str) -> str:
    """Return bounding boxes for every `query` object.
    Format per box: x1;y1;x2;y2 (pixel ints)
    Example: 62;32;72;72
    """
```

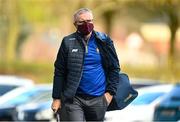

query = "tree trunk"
103;10;115;35
168;8;178;64
166;5;179;82
5;0;20;62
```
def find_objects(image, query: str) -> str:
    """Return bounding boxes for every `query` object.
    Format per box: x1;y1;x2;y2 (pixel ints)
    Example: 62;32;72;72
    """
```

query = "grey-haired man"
51;8;120;121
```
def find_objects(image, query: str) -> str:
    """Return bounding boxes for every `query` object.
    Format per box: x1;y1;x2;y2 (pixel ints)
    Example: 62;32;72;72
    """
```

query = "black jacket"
52;31;120;100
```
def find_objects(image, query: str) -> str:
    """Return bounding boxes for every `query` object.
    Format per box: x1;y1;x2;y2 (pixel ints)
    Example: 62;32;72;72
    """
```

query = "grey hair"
73;8;93;23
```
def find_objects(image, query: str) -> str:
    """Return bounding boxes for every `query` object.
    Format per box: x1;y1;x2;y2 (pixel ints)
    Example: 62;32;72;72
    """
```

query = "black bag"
107;73;138;111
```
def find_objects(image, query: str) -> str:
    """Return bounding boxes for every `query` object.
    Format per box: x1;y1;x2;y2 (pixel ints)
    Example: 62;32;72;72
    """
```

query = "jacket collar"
94;31;107;42
75;30;107;44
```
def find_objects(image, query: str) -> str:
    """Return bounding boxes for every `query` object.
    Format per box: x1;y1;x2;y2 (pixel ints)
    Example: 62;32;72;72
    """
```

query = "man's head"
73;8;94;35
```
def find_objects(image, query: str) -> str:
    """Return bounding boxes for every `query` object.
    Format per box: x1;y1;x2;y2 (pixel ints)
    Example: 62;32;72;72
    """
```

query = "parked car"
15;83;179;122
153;84;180;121
16;90;54;121
0;84;51;121
0;75;34;105
0;75;34;97
105;84;173;122
16;101;54;121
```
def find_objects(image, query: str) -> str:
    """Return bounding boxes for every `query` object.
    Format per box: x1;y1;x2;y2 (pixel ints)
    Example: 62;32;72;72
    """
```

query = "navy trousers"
58;94;108;121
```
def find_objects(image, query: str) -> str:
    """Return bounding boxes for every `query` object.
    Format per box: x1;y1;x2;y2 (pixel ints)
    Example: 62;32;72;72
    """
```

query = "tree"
96;0;179;65
1;0;20;62
128;0;179;64
94;0;121;34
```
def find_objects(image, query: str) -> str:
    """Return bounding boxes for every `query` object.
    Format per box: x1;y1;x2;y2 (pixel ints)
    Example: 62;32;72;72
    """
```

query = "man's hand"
51;99;61;113
104;92;113;105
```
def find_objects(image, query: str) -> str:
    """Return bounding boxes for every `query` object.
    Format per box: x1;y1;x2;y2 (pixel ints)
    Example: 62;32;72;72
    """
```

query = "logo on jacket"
69;38;76;41
96;48;99;53
72;49;78;52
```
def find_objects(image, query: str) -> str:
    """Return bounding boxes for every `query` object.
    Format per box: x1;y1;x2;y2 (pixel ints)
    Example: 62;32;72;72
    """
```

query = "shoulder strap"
94;31;108;42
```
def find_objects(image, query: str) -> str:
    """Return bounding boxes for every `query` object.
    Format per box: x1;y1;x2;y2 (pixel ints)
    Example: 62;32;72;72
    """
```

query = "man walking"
51;8;120;121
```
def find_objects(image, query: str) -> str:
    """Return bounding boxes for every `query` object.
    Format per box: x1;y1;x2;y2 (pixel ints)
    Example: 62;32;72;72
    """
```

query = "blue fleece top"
77;33;106;96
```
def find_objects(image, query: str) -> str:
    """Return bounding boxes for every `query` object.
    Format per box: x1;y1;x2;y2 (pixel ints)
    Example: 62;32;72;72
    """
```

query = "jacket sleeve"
52;38;67;99
105;36;121;96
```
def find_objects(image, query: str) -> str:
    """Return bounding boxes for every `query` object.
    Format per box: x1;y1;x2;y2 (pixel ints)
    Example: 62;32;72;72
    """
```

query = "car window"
168;86;180;101
0;85;18;96
31;91;51;103
131;92;165;105
171;96;180;101
4;88;50;106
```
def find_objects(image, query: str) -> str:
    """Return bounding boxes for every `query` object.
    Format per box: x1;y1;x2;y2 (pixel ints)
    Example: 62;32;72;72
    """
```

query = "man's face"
74;12;93;27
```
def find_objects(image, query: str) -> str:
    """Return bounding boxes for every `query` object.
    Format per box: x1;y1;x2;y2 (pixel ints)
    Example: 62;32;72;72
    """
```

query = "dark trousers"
58;94;108;121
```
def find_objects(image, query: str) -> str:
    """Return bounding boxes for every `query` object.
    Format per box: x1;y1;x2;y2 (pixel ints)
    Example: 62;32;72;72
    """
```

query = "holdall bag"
107;72;138;111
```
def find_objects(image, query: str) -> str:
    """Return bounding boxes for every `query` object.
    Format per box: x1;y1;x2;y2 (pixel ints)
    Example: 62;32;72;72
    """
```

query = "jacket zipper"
77;39;86;86
85;45;88;53
84;40;89;53
82;37;89;54
75;33;88;89
79;51;85;83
